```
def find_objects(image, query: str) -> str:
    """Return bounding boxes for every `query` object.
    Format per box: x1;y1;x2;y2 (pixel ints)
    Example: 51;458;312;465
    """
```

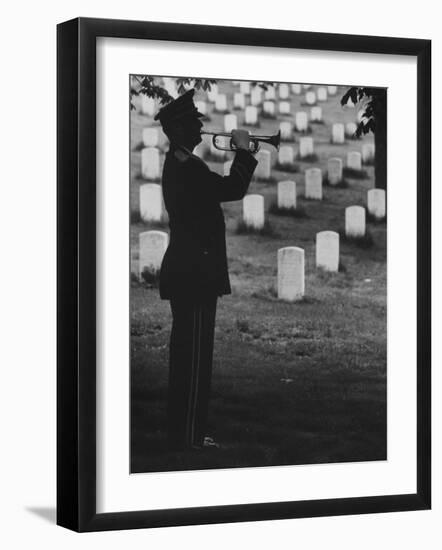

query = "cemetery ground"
129;83;386;473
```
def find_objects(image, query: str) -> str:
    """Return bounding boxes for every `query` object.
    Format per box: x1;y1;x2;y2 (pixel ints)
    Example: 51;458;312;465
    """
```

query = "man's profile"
154;89;258;450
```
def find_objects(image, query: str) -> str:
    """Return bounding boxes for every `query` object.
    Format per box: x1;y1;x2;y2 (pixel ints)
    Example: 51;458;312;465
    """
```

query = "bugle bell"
201;130;281;154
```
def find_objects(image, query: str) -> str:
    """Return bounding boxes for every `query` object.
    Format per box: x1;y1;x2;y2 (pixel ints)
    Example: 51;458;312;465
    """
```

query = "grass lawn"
129;81;386;473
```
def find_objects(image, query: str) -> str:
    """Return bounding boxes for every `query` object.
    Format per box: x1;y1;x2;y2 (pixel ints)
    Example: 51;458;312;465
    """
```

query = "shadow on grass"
268;202;308;218
274;162;299;173
236;220;280;238
343;167;369;179
323;177;349;189
339;228;375;249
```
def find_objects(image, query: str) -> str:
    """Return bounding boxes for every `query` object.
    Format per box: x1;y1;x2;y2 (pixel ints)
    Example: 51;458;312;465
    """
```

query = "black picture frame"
57;17;431;532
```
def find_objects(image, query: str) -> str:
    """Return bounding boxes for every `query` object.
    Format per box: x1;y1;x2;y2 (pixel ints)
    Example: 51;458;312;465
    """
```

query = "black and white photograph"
129;75;387;474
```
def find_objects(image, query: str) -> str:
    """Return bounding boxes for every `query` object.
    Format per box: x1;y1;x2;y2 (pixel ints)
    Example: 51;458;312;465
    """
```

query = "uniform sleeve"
207;149;258;202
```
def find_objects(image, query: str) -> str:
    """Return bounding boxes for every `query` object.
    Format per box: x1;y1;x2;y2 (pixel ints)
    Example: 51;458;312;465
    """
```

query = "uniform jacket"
159;145;258;300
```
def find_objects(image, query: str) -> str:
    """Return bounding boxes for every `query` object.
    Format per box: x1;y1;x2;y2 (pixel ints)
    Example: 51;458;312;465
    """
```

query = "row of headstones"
136;230;354;302
139;83;344;118
243;191;385;231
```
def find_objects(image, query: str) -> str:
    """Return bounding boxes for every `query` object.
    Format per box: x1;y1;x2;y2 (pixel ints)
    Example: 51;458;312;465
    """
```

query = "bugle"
201;130;280;154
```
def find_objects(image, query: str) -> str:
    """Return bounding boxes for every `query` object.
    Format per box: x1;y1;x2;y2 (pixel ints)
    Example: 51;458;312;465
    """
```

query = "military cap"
154;89;204;124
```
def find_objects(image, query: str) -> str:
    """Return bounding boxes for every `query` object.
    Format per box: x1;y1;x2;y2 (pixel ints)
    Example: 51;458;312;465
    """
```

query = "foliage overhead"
130;76;276;110
341;87;386;137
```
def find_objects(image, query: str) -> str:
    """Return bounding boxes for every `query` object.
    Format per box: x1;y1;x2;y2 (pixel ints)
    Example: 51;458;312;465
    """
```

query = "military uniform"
155;90;258;449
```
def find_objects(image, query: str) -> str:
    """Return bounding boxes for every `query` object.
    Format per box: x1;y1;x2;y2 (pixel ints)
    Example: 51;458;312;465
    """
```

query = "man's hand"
231;129;250;152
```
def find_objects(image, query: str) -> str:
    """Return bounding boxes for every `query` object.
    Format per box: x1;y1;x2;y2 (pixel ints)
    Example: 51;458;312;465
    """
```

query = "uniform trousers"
167;295;218;449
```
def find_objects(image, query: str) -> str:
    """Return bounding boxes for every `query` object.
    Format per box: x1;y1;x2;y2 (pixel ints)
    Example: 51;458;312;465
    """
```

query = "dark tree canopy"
341;87;387;191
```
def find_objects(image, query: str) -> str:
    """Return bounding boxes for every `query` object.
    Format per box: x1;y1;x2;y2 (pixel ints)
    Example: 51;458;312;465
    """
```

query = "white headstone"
141;147;161;180
367;189;386;220
332;123;345;144
344;97;356;108
279;83;290;99
264;87;276;101
305;168;323;200
142;128;159;147
295;112;309;132
327;157;343;185
263;101;275;116
310;106;322;122
345;206;366;237
279;101;291;115
239;82;251;95
327;85;338;95
243;194;265;229
251;87;263;106
299;137;314;158
291;84;302;94
224;113;237;132
278;180;297;209
245;105;258;125
345;122;358;137
362;143;375;163
305;91;316;105
141;96;155;116
347;151;362;171
207;83;219;102
139;230;168;278
317;87;328;102
223;160;233;176
139;183;162;222
277;247;305;301
255;150;271;180
233;93;246;109
280;121;292;141
316;231;339;272
278;146;294;165
195;101;207;115
303;84;312;90
215;94;227;112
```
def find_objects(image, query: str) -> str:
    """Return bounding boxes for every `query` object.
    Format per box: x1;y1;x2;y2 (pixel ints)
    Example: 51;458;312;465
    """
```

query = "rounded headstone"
345;206;366;237
195;101;207;115
332;123;345;144
317;87;328;102
141;147;161;180
310;106;322;122
327;85;338;95
233;93;245;109
251;87;263;106
327;157;343;185
279;101;291;115
139;183;162;222
215;94;227;112
139;230;168;278
245;105;258;125
305;91;316;105
299;137;314;158
255;150;271;179
279;83;290;99
291;84;302;95
367;189;386;220
295;111;308;132
239;82;251;95
277;247;305;301
243;194;265;229
278;145;294;165
264;87;276;101
316;231;339;272
224;113;237;132
362;143;375;163
263;101;275;116
280;121;293;141
305;168;323;200
142;128;159;147
278;180;297;209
